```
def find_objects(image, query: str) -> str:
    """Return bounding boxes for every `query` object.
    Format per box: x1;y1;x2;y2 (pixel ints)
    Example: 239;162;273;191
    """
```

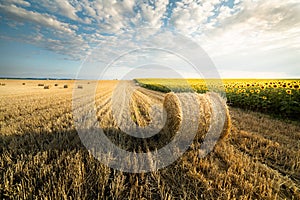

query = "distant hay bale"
54;83;58;86
77;85;83;89
63;85;68;88
44;85;50;89
38;83;44;86
1;83;5;86
162;92;231;144
22;83;26;85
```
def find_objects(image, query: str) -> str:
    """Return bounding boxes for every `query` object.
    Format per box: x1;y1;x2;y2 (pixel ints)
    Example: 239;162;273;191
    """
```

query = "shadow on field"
0;127;201;199
0;129;85;156
0;126;186;156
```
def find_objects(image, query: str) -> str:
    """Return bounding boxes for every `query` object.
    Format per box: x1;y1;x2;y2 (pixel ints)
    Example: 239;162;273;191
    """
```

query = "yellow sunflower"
286;90;292;95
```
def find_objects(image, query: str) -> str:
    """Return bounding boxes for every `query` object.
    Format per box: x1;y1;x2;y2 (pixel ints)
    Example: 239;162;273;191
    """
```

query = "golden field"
0;79;299;199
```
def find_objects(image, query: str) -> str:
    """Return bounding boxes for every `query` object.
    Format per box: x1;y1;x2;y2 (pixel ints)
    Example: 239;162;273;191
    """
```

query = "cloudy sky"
0;0;299;79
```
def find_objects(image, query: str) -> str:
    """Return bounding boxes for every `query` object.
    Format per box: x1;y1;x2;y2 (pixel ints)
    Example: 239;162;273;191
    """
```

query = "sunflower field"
135;79;300;120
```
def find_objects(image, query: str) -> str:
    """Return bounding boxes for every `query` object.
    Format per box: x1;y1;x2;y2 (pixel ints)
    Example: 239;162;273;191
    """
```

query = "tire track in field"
136;87;165;103
93;80;172;152
111;81;165;137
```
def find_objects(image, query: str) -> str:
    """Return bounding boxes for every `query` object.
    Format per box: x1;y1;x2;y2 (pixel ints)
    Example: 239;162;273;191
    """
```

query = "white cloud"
170;0;221;34
54;0;79;21
139;0;168;28
0;4;76;34
191;0;300;77
73;0;167;32
3;0;30;7
29;0;81;22
80;0;97;18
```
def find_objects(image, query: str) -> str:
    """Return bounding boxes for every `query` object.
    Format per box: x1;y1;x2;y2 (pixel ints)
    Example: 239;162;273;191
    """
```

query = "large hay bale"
163;92;182;134
206;92;231;140
195;94;212;142
162;92;231;145
63;84;68;88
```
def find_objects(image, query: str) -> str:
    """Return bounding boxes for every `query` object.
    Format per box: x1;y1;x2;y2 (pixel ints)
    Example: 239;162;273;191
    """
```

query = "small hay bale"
54;83;58;86
38;83;44;86
1;83;5;86
77;85;83;89
44;85;50;89
22;83;26;85
63;85;68;88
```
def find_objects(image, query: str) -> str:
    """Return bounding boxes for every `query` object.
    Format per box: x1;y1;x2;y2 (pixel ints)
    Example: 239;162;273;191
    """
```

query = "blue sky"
0;0;299;79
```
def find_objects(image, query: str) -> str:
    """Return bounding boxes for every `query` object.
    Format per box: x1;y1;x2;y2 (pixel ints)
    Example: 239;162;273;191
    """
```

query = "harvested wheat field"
0;79;299;199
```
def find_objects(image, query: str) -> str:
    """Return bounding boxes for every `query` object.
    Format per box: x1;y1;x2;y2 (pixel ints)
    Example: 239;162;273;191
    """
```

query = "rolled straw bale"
162;92;231;144
163;92;182;135
206;92;231;140
195;94;212;142
162;92;200;144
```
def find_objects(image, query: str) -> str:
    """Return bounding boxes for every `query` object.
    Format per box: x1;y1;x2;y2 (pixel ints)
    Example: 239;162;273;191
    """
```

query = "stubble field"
0;79;299;199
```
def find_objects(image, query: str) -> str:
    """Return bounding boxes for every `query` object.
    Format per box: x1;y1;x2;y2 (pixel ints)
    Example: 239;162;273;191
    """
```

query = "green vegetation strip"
134;79;300;120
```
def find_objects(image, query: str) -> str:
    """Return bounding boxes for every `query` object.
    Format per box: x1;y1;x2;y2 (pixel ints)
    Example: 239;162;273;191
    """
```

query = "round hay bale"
54;83;58;86
44;85;50;89
63;84;68;88
78;85;83;89
22;83;26;85
195;94;212;142
162;92;231;145
206;92;231;140
38;83;44;86
163;92;182;134
161;92;201;147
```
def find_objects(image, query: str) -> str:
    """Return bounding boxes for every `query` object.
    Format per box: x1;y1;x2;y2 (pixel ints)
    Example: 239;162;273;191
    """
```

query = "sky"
0;0;299;79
